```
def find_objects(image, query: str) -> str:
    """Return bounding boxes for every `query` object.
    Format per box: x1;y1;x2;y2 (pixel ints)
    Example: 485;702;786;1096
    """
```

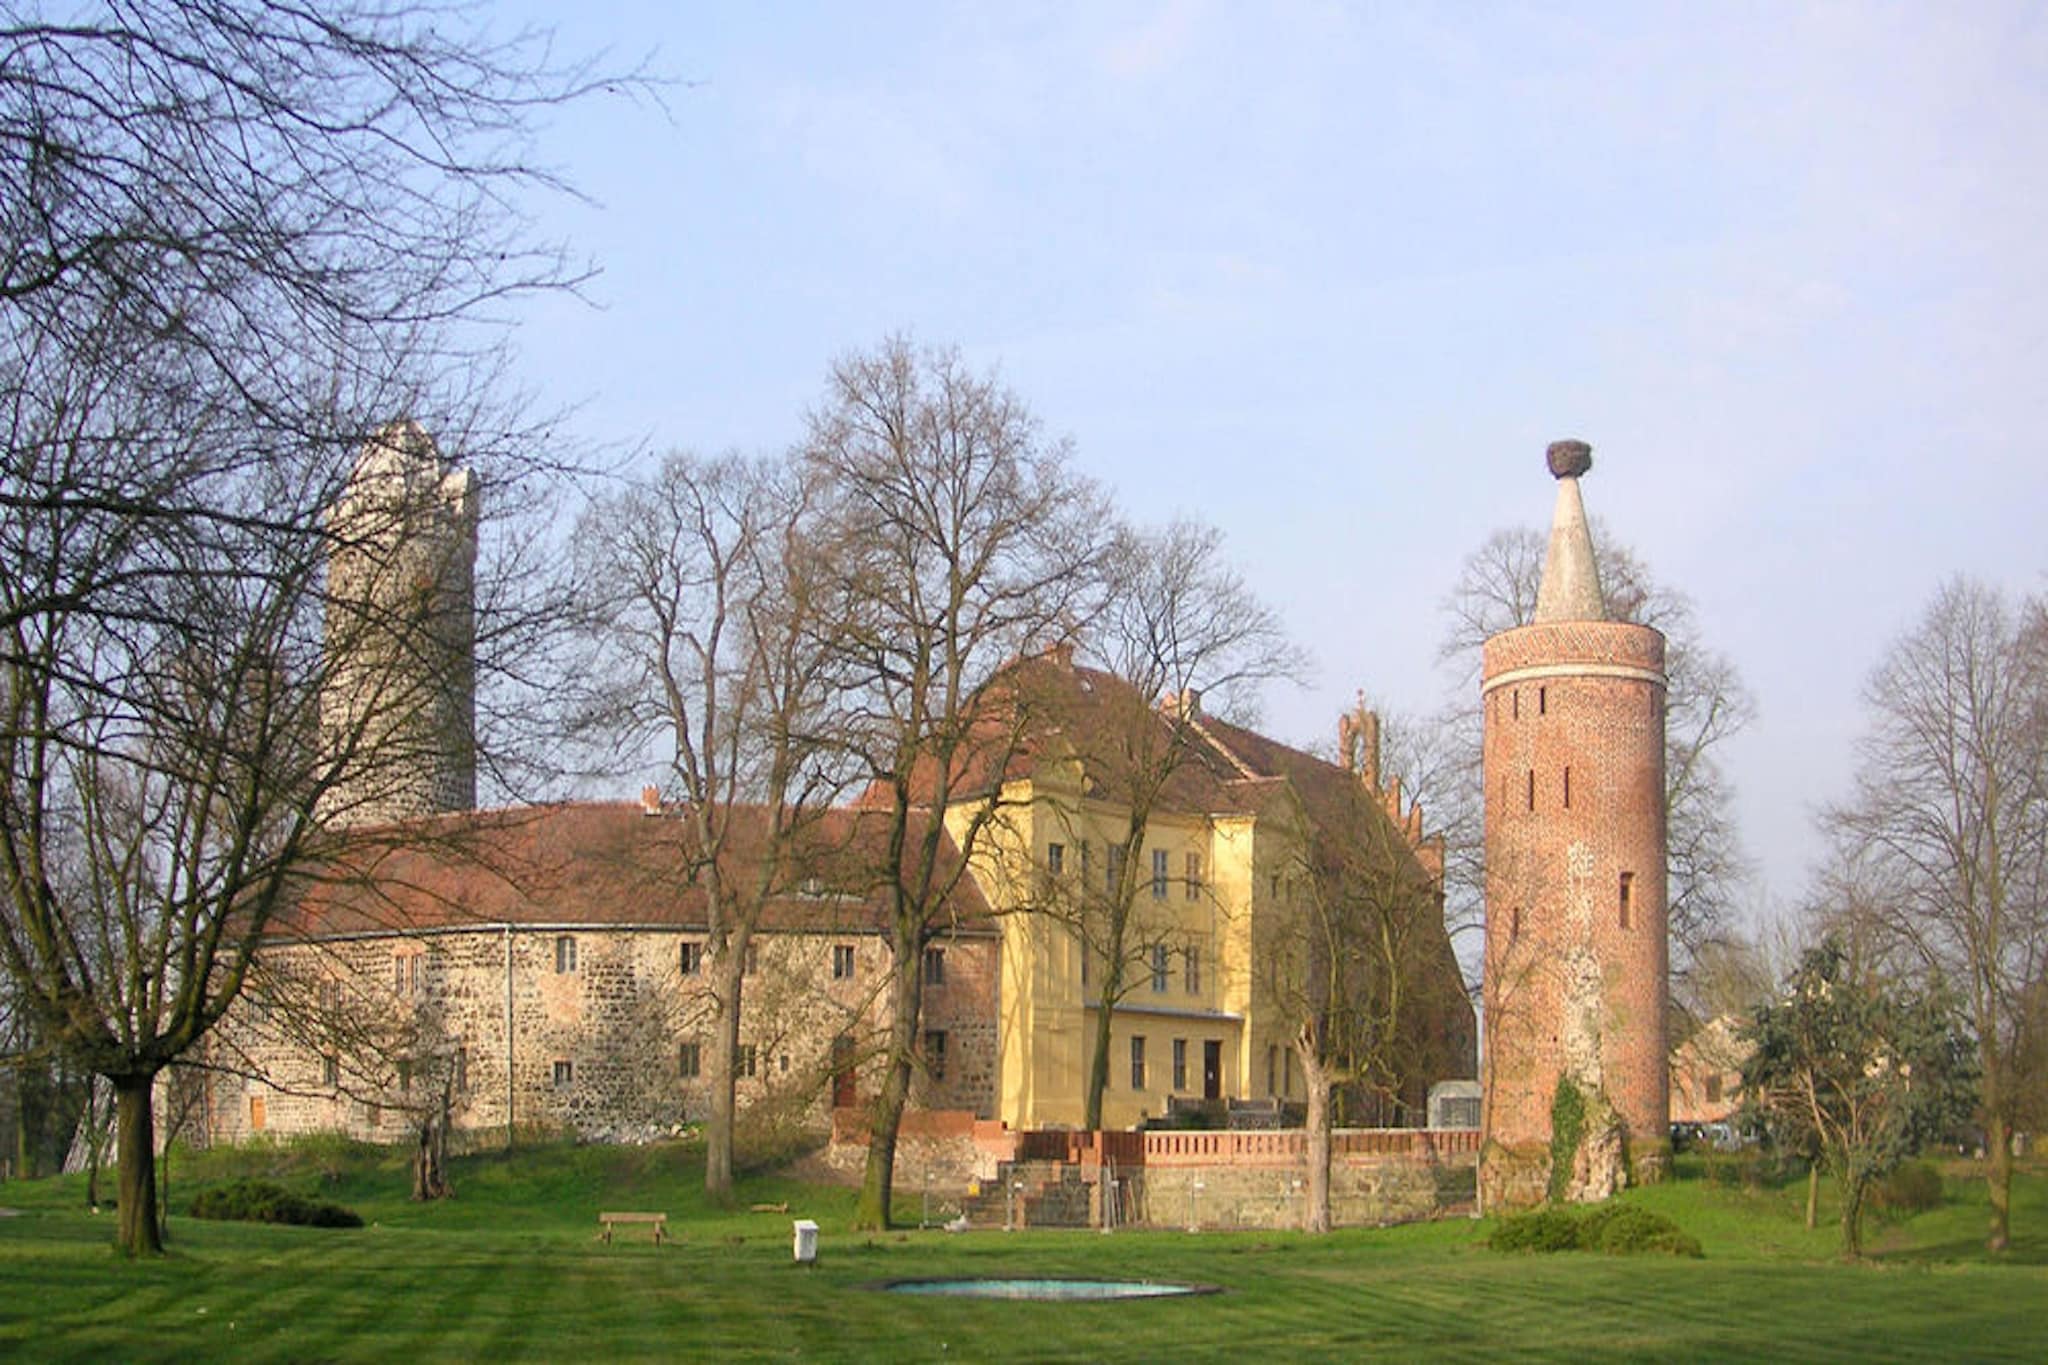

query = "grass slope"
2;1142;2043;1362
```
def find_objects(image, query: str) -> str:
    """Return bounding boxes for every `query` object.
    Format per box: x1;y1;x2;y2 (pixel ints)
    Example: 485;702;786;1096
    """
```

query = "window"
923;946;947;987
1185;852;1203;901
1151;848;1168;900
780;1053;790;1074
1080;939;1091;988
1266;1045;1278;1096
392;953;408;996
453;1049;469;1094
1512;689;1520;719
1284;1048;1295;1097
1151;943;1169;993
1526;770;1536;812
1172;1038;1188;1091
1538;686;1547;715
679;1041;701;1078
744;942;759;976
1705;1074;1723;1104
738;1044;758;1078
1563;766;1571;809
1184;945;1201;995
552;1059;573;1087
832;943;855;980
554;935;577;974
1107;844;1126;894
1081;840;1093;883
322;1054;339;1088
1619;872;1634;930
924;1030;948;1083
1510;906;1522;942
1129;1035;1147;1090
679;941;701;976
398;1059;413;1094
319;980;338;1013
366;1103;382;1128
1047;842;1064;875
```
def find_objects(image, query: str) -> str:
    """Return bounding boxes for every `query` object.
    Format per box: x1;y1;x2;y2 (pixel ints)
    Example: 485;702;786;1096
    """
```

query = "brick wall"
1481;618;1670;1201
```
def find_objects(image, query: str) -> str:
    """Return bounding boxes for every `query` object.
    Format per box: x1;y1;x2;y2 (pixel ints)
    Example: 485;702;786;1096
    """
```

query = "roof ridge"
1184;712;1261;781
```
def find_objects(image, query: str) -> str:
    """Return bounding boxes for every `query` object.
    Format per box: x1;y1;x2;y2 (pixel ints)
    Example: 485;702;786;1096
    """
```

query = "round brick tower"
1479;441;1668;1207
318;421;478;828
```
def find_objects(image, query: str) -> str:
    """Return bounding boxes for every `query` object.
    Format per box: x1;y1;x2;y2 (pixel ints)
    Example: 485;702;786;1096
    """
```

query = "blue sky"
492;2;2048;921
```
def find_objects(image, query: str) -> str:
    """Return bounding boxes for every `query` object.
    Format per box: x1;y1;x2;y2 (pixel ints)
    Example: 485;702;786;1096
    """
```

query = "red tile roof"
274;801;993;941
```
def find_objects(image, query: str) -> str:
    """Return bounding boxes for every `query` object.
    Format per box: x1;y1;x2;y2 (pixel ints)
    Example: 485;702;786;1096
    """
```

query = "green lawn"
2;1141;2043;1361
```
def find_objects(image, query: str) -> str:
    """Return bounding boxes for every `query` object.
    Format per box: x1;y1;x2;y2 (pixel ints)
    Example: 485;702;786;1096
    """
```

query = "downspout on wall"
503;924;515;1149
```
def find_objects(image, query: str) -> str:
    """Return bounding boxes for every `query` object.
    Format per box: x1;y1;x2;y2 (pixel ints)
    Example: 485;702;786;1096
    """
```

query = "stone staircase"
960;1158;1095;1229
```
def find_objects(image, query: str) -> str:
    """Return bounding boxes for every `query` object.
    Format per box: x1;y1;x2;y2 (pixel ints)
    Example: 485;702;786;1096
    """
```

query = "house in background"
1669;1014;1750;1126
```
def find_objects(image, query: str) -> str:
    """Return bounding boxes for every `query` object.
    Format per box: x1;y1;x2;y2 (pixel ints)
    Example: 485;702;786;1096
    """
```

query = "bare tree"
0;4;613;1255
566;451;844;1201
1046;520;1303;1129
1264;787;1446;1232
1433;523;1755;972
1828;577;2048;1252
802;338;1111;1229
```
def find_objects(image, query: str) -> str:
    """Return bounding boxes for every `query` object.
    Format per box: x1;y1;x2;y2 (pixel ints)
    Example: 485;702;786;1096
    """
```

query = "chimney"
1175;687;1202;719
639;785;662;816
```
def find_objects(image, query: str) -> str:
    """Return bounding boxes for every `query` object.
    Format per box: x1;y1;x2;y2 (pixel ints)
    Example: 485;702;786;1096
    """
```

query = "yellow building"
950;653;1475;1132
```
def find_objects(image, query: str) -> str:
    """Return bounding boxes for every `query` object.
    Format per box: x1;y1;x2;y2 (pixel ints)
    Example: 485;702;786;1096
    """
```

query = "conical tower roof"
1532;439;1606;623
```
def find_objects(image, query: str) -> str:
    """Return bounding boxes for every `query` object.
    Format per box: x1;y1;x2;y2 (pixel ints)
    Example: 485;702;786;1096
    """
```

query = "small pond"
872;1278;1217;1301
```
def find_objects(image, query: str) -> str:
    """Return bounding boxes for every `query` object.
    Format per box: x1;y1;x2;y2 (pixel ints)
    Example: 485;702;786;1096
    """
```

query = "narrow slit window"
1538;686;1547;715
1526;770;1536;811
1512;689;1520;719
1510;906;1521;941
1562;767;1571;809
1619;872;1634;930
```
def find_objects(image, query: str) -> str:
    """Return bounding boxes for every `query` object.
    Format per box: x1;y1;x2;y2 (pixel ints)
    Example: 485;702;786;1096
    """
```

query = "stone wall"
203;924;999;1149
814;1121;1480;1230
1137;1128;1479;1230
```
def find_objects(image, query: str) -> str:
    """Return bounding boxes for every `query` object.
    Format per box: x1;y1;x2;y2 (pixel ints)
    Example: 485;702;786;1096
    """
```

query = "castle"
203;423;1474;1150
203;428;1663;1219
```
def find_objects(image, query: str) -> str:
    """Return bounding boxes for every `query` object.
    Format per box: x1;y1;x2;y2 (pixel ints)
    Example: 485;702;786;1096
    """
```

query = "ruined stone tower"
1479;441;1668;1207
318;421;478;828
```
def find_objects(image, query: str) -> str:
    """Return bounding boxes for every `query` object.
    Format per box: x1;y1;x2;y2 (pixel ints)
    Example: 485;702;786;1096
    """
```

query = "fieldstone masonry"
207;925;998;1149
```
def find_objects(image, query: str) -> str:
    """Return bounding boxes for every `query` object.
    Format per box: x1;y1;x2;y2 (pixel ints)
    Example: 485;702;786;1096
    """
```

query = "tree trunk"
112;1075;162;1257
1804;1162;1819;1231
412;1085;452;1202
1838;1173;1865;1259
855;930;924;1230
1083;969;1121;1131
1986;1112;2012;1253
704;949;745;1204
1302;1052;1332;1234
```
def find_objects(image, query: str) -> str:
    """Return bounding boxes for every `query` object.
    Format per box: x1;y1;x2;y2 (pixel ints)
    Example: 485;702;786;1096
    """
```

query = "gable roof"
273;801;994;941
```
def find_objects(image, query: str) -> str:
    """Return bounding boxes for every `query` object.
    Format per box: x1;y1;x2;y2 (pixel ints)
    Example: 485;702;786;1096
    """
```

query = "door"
249;1094;267;1131
1202;1041;1222;1100
831;1035;857;1108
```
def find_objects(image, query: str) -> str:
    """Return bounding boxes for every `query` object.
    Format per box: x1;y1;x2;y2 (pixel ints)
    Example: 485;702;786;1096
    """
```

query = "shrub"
1579;1204;1704;1258
1870;1160;1943;1217
1489;1202;1701;1258
1488;1207;1585;1253
189;1179;362;1229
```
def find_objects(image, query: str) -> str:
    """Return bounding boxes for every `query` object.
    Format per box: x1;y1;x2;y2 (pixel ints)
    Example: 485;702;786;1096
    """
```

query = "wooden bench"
598;1211;668;1245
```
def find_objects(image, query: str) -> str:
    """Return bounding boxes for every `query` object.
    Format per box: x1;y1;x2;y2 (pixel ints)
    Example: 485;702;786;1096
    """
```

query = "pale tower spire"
1533;439;1606;623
